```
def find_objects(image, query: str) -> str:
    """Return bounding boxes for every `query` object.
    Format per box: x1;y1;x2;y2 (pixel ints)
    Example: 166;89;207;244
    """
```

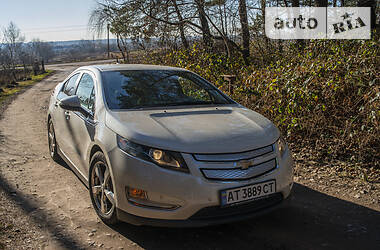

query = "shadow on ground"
109;183;380;250
1;164;380;250
0;172;83;249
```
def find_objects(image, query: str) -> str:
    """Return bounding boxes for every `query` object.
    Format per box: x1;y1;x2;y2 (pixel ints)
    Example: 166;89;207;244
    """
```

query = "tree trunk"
357;0;376;30
196;0;213;48
278;0;285;53
23;62;27;78
116;35;126;62
172;0;189;49
120;36;130;63
238;0;250;62
41;60;45;73
260;0;269;50
315;0;328;7
292;0;305;50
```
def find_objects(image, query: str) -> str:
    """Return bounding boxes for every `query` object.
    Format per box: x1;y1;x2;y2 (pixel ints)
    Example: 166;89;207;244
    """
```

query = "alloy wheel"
91;162;115;216
48;122;56;158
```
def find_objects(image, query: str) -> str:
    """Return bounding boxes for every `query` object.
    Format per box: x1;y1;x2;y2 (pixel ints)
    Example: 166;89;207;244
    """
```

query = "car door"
53;73;81;157
64;72;97;179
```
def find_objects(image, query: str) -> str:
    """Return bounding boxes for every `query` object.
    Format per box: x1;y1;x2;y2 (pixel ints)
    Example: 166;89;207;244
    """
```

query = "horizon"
0;0;116;42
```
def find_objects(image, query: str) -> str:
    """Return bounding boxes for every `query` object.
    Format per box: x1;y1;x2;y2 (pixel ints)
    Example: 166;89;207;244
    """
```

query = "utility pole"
107;23;110;59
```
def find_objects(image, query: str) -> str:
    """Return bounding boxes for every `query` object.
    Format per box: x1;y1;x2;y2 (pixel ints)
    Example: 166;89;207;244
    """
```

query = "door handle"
54;101;59;107
64;111;70;120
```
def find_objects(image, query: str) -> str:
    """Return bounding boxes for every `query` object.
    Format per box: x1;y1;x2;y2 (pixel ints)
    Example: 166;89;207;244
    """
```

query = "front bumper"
116;192;292;227
108;145;294;225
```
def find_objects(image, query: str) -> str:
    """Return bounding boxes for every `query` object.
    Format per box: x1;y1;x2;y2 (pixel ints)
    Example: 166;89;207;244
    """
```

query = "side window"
76;73;95;113
63;73;80;96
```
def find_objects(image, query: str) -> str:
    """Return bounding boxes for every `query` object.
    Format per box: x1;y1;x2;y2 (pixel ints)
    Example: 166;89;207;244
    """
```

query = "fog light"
126;186;147;200
125;186;179;210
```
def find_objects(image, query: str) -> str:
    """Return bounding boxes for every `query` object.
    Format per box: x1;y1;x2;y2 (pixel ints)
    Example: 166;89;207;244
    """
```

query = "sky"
0;0;114;42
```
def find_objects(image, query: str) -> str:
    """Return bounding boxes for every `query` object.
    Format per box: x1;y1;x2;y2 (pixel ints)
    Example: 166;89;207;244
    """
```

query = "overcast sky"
0;0;114;42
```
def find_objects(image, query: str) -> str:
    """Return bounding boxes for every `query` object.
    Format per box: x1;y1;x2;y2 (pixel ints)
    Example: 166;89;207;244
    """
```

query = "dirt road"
0;61;379;250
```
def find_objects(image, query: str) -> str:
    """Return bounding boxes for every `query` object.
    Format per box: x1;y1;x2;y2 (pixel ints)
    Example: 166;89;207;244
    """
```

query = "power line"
23;24;88;32
24;27;90;34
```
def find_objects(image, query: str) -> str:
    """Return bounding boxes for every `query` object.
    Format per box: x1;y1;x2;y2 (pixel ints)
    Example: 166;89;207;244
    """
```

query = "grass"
0;70;54;106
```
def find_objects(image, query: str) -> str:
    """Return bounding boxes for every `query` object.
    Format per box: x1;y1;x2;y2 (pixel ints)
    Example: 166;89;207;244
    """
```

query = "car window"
102;70;232;109
76;73;95;112
63;73;80;96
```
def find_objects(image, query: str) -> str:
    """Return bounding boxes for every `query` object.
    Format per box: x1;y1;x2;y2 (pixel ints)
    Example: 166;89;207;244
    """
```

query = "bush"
143;39;379;168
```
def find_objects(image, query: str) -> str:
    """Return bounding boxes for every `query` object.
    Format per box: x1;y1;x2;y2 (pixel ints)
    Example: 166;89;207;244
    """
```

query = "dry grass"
0;70;54;107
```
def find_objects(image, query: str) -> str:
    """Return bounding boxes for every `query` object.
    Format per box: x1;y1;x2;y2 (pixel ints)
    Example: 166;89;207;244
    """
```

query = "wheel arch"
89;144;104;164
87;143;113;173
87;142;119;208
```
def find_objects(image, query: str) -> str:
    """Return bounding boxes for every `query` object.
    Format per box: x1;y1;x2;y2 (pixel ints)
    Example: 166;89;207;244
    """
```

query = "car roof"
78;64;189;72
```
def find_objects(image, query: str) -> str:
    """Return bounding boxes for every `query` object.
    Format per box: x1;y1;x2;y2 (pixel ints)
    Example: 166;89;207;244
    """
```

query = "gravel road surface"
0;61;379;250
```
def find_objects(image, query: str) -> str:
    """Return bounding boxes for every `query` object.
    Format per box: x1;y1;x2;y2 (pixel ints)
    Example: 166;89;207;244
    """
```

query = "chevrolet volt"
47;64;294;227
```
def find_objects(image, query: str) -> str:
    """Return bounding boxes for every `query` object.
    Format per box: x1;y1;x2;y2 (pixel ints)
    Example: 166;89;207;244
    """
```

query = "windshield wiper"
165;101;223;106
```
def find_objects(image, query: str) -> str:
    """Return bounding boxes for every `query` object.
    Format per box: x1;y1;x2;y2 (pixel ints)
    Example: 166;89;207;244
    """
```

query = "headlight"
117;135;189;173
277;136;287;157
149;149;181;168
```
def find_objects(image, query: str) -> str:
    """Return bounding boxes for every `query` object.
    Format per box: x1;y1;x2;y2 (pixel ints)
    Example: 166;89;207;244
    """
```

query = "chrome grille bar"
193;145;273;162
201;159;276;181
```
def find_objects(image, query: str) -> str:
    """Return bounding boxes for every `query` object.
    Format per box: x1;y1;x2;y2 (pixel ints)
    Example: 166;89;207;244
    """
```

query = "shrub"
143;39;379;168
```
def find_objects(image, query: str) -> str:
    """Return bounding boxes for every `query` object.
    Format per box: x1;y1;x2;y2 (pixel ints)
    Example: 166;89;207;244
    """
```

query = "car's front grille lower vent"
201;159;277;181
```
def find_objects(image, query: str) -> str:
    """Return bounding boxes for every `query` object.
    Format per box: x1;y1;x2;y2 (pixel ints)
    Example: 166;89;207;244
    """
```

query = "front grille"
193;145;273;162
190;193;283;220
201;159;277;181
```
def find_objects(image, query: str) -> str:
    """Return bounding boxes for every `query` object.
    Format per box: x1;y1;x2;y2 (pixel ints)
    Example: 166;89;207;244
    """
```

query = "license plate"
220;180;276;206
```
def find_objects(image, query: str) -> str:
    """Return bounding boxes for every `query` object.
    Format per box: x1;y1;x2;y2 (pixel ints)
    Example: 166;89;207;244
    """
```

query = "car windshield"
102;70;232;109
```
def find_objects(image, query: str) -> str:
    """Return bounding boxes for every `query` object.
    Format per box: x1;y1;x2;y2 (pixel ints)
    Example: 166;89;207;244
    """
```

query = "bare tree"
89;0;293;62
171;0;189;49
30;39;55;63
238;0;250;61
195;0;213;48
2;22;25;81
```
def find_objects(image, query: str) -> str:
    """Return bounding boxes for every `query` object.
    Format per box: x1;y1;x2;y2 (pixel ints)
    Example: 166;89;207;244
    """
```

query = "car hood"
106;105;280;154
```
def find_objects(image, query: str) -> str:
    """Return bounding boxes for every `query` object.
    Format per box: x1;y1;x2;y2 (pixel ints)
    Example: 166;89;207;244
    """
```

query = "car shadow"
0;172;83;249
107;183;380;250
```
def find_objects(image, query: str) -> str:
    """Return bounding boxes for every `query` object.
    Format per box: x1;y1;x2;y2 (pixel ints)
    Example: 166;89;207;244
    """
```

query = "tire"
48;119;61;162
89;151;119;225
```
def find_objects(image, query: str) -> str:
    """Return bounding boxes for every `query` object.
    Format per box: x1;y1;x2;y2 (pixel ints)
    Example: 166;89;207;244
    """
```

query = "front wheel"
89;152;118;225
48;120;61;162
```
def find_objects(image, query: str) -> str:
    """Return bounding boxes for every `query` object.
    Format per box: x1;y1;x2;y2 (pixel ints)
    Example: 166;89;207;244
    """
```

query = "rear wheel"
89;152;118;225
48;120;61;162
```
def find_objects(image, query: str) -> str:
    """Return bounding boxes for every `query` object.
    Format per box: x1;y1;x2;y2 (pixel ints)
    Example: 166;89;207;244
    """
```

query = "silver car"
47;64;294;227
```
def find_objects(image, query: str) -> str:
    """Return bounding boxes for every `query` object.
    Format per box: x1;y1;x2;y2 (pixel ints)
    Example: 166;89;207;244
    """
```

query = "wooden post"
41;60;46;73
221;75;236;95
33;59;40;76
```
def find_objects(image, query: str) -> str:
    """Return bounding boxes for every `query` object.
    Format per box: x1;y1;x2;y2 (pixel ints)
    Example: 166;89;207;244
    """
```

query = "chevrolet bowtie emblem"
236;159;254;170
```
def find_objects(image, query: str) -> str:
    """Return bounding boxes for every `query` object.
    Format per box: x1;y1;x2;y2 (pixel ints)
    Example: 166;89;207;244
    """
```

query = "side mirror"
59;95;84;113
